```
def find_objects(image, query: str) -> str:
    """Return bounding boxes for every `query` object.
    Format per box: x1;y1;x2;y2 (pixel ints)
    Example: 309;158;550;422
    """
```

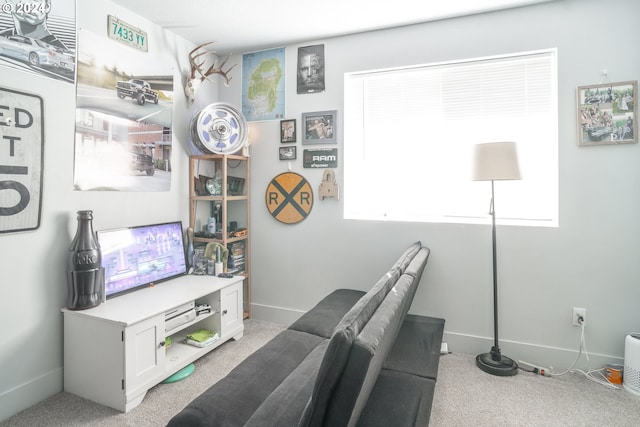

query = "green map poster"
242;47;285;122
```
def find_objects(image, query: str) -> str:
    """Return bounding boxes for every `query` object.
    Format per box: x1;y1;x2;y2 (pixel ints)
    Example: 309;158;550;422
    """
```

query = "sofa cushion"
167;329;325;427
297;327;354;427
403;246;430;280
323;274;416;426
403;247;430;307
383;314;445;380
356;369;437;427
244;340;330;426
332;270;399;336
289;242;423;340
288;289;366;338
298;269;400;426
390;241;422;275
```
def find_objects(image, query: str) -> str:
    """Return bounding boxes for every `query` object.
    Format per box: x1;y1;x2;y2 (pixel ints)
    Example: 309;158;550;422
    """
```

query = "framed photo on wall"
280;119;296;143
279;146;296;160
297;44;325;94
577;80;637;146
302;110;337;144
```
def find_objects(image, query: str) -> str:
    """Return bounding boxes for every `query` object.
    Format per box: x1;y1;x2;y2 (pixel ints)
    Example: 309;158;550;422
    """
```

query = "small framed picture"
280;119;296;143
279;146;297;160
302;110;337;144
577;80;637;146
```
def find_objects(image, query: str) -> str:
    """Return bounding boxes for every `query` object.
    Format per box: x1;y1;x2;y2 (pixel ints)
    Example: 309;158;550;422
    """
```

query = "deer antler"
188;41;236;87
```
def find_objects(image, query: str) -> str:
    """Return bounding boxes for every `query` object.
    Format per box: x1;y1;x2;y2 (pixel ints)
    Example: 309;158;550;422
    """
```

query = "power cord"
520;315;621;390
548;315;586;376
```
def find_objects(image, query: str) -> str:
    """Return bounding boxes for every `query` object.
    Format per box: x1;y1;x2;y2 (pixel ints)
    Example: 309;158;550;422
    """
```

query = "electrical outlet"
573;307;586;326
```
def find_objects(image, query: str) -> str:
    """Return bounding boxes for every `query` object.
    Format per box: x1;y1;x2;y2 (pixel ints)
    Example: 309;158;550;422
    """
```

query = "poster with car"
0;0;76;83
74;27;174;192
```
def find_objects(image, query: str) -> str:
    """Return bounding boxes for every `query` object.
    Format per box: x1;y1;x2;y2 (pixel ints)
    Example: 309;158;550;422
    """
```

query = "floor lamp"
472;141;521;376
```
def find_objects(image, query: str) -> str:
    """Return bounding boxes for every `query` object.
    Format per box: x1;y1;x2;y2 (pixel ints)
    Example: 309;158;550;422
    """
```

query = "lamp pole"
476;180;518;375
491;181;499;355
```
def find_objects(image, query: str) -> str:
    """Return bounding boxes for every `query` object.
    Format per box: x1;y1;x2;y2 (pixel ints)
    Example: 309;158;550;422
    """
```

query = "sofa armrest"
289;289;365;338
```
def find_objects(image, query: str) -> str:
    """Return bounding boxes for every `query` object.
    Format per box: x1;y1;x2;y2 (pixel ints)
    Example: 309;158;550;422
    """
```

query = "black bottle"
67;210;104;310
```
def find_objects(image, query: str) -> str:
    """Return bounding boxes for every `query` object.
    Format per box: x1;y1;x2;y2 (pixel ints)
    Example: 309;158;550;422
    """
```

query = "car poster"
0;0;76;84
74;27;174;192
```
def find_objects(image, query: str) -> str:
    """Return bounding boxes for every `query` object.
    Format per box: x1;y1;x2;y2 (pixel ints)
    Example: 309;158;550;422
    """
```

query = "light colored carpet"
1;319;286;427
2;319;639;426
430;352;640;426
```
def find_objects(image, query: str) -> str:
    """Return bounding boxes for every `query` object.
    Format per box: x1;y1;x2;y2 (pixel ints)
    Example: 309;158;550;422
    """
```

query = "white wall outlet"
572;307;586;326
440;342;449;355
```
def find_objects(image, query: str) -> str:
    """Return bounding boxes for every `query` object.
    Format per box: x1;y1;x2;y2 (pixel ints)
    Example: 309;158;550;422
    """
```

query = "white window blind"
344;49;558;226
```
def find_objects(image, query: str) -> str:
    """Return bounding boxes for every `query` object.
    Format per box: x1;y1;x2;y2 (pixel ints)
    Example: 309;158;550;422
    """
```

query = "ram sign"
303;148;337;168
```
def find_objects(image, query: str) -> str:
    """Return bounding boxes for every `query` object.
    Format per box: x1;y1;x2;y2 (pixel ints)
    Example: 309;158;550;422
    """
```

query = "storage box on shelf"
189;154;250;318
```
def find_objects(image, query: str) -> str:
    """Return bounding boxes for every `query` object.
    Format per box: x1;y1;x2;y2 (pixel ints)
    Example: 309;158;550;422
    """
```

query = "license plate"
107;15;148;52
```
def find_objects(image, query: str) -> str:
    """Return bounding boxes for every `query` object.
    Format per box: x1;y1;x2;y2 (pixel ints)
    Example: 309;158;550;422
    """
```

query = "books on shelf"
227;241;246;274
184;329;220;348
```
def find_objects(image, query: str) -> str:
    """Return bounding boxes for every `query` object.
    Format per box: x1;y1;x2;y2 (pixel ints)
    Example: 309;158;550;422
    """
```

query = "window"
344;49;558;226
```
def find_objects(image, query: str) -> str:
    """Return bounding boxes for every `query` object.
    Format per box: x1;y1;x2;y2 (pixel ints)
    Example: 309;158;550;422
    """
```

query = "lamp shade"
472;141;521;181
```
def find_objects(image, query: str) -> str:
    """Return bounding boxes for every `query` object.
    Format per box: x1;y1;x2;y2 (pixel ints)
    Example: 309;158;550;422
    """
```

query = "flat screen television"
97;221;188;299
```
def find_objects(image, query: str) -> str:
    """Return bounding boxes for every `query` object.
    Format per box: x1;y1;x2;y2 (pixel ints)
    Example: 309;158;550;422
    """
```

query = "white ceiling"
110;0;553;55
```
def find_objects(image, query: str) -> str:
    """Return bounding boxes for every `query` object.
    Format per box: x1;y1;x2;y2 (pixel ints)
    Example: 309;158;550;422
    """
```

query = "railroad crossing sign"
265;172;313;224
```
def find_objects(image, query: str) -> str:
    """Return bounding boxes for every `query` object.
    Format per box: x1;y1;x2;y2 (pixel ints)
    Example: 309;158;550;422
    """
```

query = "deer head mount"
185;41;237;105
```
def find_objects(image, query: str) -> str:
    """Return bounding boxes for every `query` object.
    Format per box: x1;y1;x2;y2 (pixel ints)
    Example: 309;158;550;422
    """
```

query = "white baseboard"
0;367;62;422
444;331;624;372
249;303;305;326
249;304;624;371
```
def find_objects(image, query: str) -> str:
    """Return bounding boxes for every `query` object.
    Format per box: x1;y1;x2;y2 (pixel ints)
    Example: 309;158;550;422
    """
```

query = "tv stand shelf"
61;274;244;412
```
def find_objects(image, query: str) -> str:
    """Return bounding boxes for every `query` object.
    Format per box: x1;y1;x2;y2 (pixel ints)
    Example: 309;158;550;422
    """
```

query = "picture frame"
297;44;325;94
302;110;337;144
279;146;297;160
577;80;637;146
227;176;245;196
280;119;296;143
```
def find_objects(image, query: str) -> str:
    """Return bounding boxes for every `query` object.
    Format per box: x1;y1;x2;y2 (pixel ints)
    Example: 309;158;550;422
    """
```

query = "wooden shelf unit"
189;154;250;318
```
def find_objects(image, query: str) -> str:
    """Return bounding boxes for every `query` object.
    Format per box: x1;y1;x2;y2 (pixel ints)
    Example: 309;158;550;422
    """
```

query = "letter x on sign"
265;172;314;224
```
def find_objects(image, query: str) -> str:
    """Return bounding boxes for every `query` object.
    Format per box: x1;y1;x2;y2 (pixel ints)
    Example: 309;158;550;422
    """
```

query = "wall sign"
303;148;337;168
265;172;313;224
0;87;44;233
107;15;148;52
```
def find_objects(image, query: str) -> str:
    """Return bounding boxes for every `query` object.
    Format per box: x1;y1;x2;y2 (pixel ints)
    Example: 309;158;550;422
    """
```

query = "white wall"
221;0;640;372
0;0;208;420
2;0;639;421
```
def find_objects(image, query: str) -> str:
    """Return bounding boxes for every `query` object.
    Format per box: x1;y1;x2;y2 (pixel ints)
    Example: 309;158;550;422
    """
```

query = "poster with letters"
0;86;44;233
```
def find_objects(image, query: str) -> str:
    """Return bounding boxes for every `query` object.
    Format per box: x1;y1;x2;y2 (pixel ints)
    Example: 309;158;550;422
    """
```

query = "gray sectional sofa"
168;241;445;426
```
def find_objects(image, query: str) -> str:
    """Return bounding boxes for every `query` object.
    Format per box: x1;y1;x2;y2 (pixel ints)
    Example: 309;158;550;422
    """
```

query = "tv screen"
97;221;188;299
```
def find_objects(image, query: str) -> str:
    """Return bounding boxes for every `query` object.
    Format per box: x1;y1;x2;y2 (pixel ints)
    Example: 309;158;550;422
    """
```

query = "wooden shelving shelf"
189;154;251;318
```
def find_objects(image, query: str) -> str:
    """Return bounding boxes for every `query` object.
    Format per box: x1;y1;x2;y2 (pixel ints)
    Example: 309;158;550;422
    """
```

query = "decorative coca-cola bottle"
67;210;104;310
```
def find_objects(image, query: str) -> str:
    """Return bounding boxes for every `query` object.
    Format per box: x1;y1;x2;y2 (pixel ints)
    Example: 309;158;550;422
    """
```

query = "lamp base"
476;352;519;376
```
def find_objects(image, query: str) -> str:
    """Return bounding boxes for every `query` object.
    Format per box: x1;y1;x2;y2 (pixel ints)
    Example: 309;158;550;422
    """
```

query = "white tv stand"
61;274;244;412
